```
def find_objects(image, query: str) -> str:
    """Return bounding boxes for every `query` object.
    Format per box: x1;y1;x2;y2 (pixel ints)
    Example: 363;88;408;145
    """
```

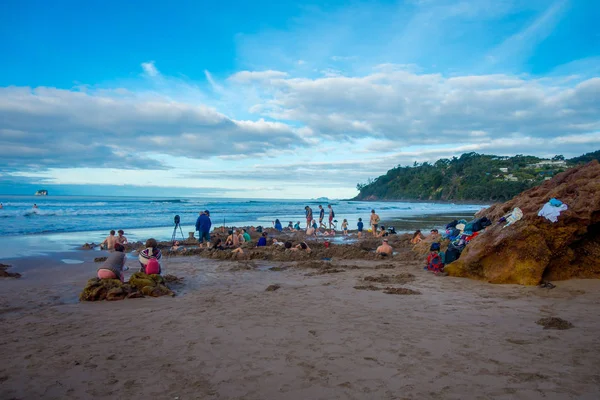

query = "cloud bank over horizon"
0;0;598;198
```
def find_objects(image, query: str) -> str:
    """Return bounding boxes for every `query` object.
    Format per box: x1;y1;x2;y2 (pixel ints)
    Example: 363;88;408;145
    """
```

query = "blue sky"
0;0;599;198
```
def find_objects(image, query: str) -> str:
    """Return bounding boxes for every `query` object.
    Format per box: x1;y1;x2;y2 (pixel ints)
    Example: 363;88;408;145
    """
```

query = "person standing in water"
318;205;326;229
357;218;364;238
305;206;313;229
33;204;38;209
370;209;380;237
327;204;335;229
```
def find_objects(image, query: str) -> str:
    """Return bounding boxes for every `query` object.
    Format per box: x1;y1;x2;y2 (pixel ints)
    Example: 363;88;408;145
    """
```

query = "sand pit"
536;317;574;330
353;285;382;291
382;287;421;295
363;273;415;284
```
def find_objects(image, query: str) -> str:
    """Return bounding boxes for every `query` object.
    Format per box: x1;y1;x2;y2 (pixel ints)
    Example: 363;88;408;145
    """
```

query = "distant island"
35;190;48;196
354;150;600;202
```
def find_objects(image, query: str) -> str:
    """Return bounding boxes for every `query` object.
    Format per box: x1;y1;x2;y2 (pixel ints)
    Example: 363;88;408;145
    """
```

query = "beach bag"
145;259;160;275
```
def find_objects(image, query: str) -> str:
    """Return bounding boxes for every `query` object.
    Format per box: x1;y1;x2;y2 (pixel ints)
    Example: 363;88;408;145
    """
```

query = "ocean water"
0;195;486;258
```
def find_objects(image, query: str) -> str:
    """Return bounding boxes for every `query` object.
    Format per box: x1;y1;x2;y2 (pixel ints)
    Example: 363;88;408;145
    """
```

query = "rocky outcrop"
446;161;600;285
0;263;21;278
79;272;176;301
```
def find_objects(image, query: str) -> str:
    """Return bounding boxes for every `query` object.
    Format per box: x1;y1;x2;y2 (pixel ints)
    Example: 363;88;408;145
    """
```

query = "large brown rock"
446;161;600;285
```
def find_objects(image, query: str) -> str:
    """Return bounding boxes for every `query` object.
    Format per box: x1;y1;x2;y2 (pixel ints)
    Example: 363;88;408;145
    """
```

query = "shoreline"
0;213;478;260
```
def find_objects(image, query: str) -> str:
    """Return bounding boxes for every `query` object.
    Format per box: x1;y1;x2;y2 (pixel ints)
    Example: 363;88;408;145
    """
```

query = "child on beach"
294;221;301;230
97;243;127;282
341;219;348;235
357;218;364;238
426;243;445;275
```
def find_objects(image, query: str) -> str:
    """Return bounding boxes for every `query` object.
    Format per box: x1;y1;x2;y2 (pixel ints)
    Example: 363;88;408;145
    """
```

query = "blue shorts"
200;231;211;242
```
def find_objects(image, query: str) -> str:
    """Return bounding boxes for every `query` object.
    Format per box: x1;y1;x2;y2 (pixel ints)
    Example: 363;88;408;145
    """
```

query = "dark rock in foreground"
0;263;21;279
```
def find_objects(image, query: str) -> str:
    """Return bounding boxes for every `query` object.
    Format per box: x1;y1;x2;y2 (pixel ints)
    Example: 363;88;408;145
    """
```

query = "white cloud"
228;70;288;83
141;61;159;77
232;68;600;146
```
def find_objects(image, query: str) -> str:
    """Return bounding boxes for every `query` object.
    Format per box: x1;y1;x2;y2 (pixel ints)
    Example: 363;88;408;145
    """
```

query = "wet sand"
1;253;599;399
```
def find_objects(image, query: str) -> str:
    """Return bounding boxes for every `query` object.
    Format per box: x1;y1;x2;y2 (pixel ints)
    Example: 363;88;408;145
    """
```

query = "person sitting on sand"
236;229;245;245
116;229;128;245
357;218;364;238
376;239;393;256
294;221;301;231
273;219;283;231
225;230;235;247
429;229;440;240
257;232;268;247
411;230;423;244
242;228;251;243
100;230;118;250
293;242;311;252
170;241;186;252
306;225;316;236
97;243;128;282
212;238;225;250
139;238;162;274
287;221;294;230
341;219;348;235
377;225;388;238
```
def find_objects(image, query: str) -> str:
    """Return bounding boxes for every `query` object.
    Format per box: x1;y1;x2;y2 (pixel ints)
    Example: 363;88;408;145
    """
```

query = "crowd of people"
94;204;446;282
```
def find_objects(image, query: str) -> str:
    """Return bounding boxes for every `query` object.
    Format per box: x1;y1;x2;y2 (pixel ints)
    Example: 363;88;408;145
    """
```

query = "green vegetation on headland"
354;150;600;202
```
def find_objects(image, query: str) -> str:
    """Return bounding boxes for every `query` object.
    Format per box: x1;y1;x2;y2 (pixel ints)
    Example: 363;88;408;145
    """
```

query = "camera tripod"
171;215;184;243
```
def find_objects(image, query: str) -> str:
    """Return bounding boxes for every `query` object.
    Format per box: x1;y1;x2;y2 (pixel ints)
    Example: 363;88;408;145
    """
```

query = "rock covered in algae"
79;272;177;301
446;161;600;285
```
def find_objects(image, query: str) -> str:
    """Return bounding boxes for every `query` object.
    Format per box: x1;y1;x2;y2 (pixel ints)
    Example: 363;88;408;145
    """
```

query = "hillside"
354;150;599;202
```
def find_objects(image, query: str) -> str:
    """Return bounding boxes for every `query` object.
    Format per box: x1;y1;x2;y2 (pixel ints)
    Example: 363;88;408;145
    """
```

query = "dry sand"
1;252;600;400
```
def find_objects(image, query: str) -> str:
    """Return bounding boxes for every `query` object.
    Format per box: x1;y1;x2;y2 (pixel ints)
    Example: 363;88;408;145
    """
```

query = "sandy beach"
1;247;599;400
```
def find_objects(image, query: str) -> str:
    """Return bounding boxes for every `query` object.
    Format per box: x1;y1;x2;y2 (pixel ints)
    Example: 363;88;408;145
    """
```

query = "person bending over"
97;243;128;282
139;238;162;274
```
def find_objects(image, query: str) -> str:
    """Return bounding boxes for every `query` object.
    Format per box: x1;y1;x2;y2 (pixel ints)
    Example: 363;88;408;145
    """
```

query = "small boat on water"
35;190;48;196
